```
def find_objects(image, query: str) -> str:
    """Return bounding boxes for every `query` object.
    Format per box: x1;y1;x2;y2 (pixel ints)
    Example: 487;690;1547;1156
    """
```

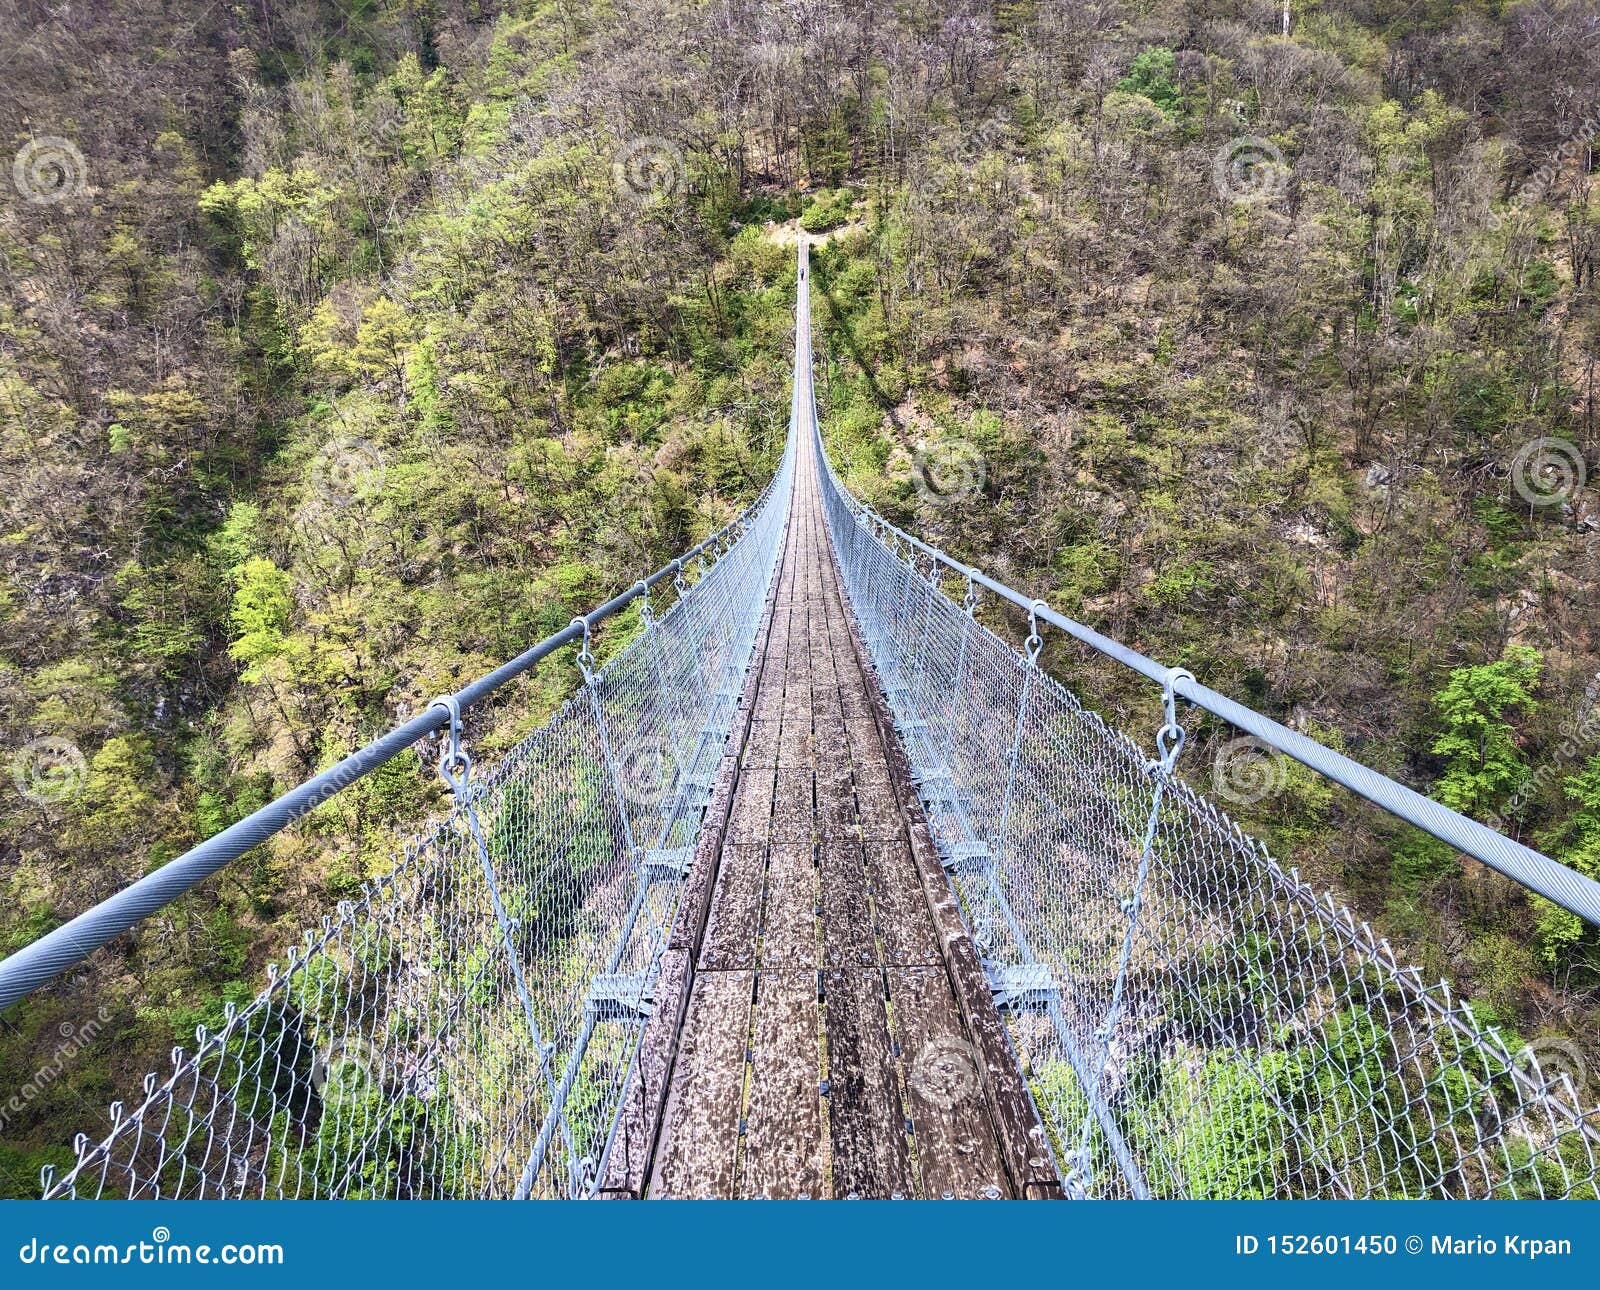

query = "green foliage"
0;1142;75;1200
800;188;854;233
228;557;295;679
1116;48;1183;115
1143;559;1215;606
114;559;213;680
3;907;60;956
489;766;613;948
81;736;159;841
1392;832;1459;887
1142;1047;1292;1198
1536;754;1600;968
1430;646;1542;817
157;976;255;1048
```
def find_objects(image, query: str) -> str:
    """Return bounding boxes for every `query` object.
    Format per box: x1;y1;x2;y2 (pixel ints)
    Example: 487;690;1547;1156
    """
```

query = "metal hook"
963;571;978;617
1161;667;1194;731
634;580;653;625
1154;722;1185;770
428;695;473;793
1152;668;1195;774
1024;600;1046;664
570;616;596;682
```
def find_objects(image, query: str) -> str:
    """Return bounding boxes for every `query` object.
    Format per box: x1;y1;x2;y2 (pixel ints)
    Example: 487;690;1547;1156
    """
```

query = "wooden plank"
812;709;847;751
823;968;914;1199
758;841;817;968
947;931;1063;1197
700;843;767;971
750;677;783;713
851;767;904;839
665;752;736;957
649;969;753;1199
769;767;814;844
741;970;824;1198
726;765;775;843
888;965;1011;1199
819;839;877;969
762;617;793;655
777;710;813;769
814;761;857;834
863;838;942;967
851;761;902;813
741;719;781;768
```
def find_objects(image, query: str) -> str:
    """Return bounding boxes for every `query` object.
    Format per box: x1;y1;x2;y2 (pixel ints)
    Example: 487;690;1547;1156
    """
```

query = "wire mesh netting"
813;425;1600;1200
40;438;795;1200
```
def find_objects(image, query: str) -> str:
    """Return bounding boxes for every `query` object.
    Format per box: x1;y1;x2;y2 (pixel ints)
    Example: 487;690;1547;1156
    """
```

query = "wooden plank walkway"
596;249;1058;1201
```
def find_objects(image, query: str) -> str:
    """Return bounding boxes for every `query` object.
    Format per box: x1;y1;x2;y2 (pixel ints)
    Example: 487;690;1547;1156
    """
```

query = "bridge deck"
638;415;1037;1199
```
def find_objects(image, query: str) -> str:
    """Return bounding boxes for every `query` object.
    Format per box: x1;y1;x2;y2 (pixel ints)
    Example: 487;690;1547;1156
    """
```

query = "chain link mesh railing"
812;419;1600;1199
35;433;794;1200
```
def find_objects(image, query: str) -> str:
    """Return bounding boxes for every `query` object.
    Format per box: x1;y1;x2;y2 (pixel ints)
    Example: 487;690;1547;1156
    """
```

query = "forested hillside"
2;0;1598;1195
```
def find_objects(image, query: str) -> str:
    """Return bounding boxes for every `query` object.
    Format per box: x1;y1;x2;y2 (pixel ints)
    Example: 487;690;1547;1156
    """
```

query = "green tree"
1431;646;1543;818
77;736;160;848
1116;48;1182;115
228;558;294;680
349;296;419;393
114;558;213;681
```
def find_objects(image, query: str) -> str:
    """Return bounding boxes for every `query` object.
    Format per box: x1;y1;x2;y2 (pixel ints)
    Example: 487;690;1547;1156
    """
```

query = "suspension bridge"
6;242;1600;1200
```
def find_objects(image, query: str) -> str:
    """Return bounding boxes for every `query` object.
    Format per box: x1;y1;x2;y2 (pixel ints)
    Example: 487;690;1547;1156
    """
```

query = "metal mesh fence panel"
40;437;795;1201
814;424;1600;1200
